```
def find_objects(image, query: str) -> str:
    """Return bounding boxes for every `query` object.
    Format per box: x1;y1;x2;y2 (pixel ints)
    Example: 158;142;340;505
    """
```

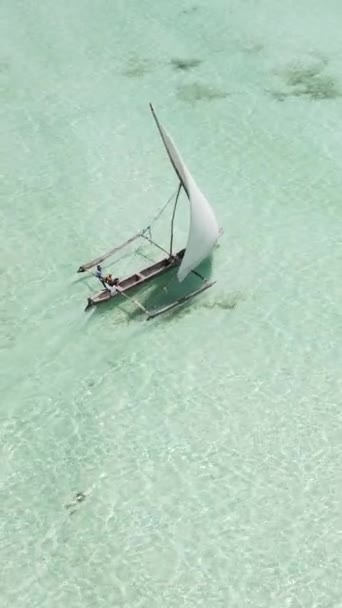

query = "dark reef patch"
64;491;87;515
286;70;339;100
201;293;241;311
177;82;228;103
241;43;264;55
171;57;202;71
181;5;199;15
269;55;340;101
122;57;152;78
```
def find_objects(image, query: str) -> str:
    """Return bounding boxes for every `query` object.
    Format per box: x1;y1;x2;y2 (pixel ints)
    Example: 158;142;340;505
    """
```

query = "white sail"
150;104;220;282
177;168;220;281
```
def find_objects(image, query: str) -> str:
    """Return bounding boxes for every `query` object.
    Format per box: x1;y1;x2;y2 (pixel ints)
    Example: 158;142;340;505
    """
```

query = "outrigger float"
77;104;222;320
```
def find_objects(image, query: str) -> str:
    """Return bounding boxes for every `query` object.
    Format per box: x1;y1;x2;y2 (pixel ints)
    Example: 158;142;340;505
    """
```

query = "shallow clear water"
1;1;342;606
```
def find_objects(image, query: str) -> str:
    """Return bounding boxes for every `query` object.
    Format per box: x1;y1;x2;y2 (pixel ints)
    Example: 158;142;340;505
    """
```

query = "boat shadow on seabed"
128;256;214;322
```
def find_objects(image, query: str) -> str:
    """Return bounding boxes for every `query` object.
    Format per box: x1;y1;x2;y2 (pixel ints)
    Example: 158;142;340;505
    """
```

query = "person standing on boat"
95;264;106;288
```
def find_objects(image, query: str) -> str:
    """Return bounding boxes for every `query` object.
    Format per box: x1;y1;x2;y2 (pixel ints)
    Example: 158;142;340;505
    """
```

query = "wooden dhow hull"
85;249;185;310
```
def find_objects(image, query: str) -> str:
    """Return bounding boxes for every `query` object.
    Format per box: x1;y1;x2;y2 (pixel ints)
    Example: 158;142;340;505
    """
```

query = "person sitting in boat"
104;274;119;286
109;278;120;295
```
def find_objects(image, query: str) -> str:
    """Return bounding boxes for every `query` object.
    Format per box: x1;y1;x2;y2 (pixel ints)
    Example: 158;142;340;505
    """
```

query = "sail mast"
169;183;182;255
149;103;189;198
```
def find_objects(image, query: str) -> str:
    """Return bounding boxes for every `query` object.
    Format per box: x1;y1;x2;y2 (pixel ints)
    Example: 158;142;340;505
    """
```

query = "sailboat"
77;104;222;319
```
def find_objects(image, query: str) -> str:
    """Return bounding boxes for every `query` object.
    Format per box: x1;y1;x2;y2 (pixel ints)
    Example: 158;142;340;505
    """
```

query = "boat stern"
85;297;94;311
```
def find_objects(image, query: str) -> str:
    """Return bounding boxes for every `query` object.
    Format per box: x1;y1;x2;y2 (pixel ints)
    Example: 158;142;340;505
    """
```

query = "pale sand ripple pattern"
0;0;342;607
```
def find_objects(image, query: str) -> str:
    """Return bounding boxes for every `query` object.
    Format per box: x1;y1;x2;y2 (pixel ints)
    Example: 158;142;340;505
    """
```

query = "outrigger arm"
114;285;150;315
77;230;145;273
146;280;216;320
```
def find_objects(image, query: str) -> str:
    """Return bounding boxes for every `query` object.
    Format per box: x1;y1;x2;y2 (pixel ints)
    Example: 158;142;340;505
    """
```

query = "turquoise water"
1;1;342;606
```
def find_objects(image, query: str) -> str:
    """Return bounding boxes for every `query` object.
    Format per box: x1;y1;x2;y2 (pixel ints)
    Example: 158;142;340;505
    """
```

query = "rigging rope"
142;188;178;239
114;188;179;275
78;189;178;273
